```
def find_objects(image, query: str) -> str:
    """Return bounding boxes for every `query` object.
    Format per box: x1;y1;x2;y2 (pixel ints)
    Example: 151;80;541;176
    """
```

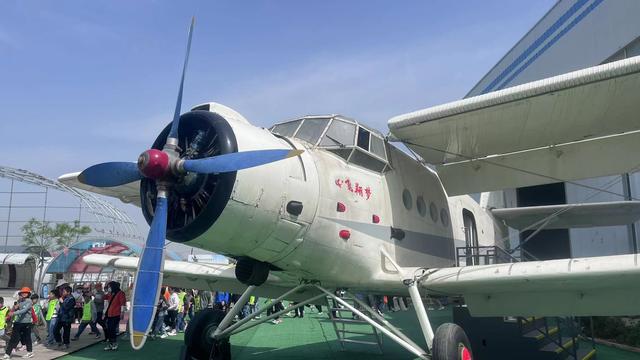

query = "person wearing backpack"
29;294;44;345
4;287;34;359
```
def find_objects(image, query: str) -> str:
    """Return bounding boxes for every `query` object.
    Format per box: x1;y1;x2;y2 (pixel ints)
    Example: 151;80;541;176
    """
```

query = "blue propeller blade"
167;17;195;141
130;194;168;350
78;162;142;187
182;149;303;174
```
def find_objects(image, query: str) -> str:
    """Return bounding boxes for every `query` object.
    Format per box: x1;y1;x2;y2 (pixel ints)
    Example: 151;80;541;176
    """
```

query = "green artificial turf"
61;306;640;360
594;343;640;360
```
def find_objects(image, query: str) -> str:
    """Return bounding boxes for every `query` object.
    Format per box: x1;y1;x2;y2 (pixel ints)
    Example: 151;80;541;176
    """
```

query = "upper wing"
420;254;640;317
388;56;640;195
491;201;640;230
58;172;141;206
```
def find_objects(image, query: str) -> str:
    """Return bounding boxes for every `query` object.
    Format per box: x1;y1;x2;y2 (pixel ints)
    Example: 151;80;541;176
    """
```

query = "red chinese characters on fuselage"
334;177;371;200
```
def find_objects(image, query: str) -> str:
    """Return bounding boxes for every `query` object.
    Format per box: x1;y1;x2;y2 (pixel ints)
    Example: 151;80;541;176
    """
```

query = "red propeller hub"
138;149;170;179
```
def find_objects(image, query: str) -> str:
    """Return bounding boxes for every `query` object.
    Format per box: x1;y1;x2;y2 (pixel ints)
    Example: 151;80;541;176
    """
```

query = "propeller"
78;162;142;187
130;191;168;349
76;17;303;350
181;148;303;173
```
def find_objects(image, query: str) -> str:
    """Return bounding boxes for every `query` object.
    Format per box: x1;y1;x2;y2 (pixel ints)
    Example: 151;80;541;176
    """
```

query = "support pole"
212;285;256;337
214;283;308;339
623;173;638;254
407;280;434;350
4;180;13;253
315;285;429;359
344;290;424;352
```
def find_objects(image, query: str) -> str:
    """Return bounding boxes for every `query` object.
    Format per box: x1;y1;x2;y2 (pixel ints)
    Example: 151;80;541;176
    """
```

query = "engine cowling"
141;105;319;265
141;110;237;242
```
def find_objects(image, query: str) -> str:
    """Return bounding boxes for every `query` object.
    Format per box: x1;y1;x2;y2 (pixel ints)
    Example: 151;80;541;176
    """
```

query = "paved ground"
0;323;115;360
60;308;640;360
0;289;129;360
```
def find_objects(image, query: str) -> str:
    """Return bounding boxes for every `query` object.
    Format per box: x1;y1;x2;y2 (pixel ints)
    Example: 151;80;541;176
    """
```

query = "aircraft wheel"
431;323;473;360
184;309;231;360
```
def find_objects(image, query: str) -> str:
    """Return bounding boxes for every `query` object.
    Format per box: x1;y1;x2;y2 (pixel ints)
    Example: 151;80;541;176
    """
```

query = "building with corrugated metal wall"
468;0;640;258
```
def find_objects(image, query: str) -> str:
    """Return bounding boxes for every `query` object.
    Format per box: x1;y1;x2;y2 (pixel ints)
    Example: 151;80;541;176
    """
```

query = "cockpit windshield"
294;118;329;144
319;119;356;147
270;115;389;172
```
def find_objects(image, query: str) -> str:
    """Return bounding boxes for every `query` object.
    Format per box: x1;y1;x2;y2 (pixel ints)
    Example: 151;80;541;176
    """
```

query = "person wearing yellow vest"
0;297;8;338
45;290;59;346
71;295;99;340
176;289;186;332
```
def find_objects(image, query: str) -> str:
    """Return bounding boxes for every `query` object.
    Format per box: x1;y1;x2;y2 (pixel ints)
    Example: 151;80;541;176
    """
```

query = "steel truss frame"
0;166;141;247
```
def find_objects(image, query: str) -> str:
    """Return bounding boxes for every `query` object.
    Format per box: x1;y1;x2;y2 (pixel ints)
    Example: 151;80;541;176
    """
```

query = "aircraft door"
462;209;478;265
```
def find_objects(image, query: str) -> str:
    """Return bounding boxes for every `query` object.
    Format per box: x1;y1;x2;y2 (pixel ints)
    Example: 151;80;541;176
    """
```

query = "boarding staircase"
519;316;596;360
455;245;597;360
325;293;384;354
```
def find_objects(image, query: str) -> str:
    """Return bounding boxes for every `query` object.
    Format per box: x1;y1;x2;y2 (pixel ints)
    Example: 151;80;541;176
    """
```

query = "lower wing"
419;253;640;317
86;253;640;318
83;254;314;300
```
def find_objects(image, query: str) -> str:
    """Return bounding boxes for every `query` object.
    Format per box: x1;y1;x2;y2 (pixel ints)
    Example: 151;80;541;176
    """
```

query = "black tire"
180;345;192;360
431;323;473;360
184;309;231;360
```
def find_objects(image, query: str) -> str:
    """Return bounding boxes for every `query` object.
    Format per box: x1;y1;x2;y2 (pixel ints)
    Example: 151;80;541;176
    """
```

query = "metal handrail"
455;245;520;266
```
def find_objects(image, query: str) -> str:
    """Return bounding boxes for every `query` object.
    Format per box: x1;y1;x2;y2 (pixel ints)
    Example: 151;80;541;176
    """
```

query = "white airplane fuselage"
170;104;506;292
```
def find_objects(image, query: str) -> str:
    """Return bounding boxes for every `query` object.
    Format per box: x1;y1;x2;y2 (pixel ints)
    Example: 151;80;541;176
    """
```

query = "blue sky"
0;0;556;244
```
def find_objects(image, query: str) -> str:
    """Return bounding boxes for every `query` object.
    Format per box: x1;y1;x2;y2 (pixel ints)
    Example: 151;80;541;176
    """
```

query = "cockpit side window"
350;149;386;172
357;127;370;150
370;135;386;160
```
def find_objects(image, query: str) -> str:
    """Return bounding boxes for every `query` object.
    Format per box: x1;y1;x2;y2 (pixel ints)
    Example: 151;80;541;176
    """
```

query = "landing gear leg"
406;277;473;360
406;279;435;349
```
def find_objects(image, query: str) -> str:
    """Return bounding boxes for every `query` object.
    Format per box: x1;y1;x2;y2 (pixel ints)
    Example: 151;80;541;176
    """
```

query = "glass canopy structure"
270;115;390;173
43;238;181;294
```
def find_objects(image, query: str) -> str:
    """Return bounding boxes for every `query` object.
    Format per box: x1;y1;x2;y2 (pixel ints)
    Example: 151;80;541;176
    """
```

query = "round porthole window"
416;196;426;217
440;208;450;227
402;189;412;210
429;202;438;222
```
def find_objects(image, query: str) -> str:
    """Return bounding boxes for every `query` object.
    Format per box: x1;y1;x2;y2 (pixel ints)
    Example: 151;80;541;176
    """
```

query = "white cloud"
214;33;507;134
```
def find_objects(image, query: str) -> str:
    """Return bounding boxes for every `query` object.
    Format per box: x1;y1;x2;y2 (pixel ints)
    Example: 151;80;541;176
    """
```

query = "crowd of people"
147;288;325;337
149;287;218;339
0;280;128;358
0;281;414;358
